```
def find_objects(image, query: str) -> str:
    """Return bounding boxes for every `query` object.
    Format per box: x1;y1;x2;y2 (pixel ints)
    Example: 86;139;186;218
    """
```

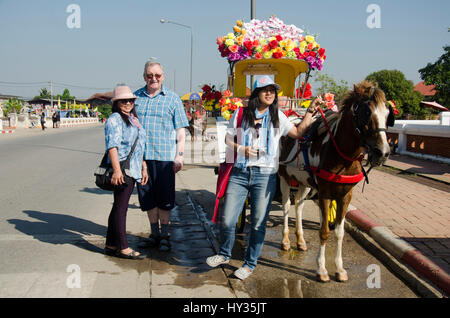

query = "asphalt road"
0;125;419;298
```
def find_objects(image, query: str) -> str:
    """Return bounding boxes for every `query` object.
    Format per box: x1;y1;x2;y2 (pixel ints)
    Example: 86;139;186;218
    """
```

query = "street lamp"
160;18;193;93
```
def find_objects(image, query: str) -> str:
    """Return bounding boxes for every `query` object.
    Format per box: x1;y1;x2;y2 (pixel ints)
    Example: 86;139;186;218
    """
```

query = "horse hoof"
281;243;290;251
316;273;330;283
336;272;348;282
297;243;307;251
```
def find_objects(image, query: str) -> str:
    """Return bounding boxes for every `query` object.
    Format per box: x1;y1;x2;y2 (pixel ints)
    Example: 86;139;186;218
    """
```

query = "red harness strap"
310;166;364;184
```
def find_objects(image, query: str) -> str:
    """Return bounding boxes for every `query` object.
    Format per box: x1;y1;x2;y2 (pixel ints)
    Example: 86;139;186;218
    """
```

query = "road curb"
1;130;15;134
346;207;450;297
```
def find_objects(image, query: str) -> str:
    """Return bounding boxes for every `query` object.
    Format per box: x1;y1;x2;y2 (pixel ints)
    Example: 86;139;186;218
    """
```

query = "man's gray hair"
143;61;164;77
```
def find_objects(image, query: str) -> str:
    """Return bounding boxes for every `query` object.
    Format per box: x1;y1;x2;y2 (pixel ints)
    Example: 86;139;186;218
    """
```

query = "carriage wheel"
236;197;248;234
328;200;337;230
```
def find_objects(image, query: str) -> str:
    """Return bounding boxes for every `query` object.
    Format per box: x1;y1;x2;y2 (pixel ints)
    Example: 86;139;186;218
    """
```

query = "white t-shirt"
227;109;294;174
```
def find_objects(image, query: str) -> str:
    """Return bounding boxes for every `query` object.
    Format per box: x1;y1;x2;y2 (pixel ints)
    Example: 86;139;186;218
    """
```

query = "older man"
135;61;189;251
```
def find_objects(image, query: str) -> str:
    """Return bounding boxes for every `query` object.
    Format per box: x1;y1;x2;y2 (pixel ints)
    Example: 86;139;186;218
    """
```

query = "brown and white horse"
278;80;395;282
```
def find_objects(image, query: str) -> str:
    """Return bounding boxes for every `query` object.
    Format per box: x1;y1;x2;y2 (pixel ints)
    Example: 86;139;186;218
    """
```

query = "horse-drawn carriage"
213;16;395;282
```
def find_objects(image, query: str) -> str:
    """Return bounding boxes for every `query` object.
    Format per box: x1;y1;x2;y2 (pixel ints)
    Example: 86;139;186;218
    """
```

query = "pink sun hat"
111;85;137;102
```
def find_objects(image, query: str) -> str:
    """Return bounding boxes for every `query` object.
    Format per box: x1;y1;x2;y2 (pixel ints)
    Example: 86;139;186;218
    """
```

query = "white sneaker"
234;267;253;280
206;255;229;267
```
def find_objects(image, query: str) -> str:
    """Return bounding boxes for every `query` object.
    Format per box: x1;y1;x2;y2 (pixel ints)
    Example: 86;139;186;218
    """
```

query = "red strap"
316;108;363;162
310;166;364;184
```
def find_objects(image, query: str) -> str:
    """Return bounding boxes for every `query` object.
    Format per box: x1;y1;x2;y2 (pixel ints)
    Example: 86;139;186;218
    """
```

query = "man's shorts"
137;160;175;211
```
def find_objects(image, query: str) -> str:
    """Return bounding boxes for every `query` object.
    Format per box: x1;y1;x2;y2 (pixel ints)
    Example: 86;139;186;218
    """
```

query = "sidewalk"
348;153;450;295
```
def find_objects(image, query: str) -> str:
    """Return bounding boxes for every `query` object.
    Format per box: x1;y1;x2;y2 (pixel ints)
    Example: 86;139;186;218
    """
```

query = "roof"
420;101;449;111
414;81;436;96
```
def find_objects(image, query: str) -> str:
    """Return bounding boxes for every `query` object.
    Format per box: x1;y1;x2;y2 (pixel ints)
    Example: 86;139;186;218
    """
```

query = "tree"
33;88;51;100
418;46;450;107
97;104;112;120
2;98;23;116
312;73;349;106
365;70;426;119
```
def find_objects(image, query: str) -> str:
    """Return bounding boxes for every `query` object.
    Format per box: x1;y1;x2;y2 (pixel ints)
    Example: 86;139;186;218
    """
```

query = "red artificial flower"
262;44;270;52
214;91;222;100
394;109;400;115
255;52;262;59
273;52;283;59
275;34;283;42
202;85;211;93
243;40;253;51
269;40;278;49
318;48;325;57
252;40;259;47
309;51;317;58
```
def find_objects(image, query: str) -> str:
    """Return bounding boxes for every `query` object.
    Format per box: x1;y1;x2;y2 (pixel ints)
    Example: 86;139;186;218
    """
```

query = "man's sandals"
138;234;171;252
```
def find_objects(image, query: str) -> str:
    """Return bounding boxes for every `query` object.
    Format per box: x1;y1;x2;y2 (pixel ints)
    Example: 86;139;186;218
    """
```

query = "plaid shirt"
134;85;189;161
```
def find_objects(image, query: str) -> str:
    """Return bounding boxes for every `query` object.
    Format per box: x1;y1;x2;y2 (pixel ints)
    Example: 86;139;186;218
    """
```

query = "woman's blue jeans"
218;166;276;271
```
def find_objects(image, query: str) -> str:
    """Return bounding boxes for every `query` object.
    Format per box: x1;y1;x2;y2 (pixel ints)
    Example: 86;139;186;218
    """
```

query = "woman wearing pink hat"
103;85;148;259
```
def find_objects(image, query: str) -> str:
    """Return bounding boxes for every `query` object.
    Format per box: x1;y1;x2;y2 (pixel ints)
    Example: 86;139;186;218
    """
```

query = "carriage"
213;16;395;282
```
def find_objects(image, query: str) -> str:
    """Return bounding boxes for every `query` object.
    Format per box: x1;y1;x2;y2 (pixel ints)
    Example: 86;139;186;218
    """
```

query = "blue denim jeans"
218;166;277;271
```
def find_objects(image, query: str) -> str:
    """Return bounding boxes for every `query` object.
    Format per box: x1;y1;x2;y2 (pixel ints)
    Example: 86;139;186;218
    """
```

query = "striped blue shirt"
134;85;189;161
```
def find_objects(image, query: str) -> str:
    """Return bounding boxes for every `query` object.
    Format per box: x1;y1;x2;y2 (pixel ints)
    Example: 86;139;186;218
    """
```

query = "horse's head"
344;81;395;166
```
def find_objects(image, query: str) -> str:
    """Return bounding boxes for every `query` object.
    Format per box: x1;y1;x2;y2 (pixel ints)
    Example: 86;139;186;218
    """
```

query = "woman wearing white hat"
104;85;148;259
206;75;324;279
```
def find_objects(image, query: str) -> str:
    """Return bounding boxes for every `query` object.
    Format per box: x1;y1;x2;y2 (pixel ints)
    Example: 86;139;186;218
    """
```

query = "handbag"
94;136;139;191
212;107;244;223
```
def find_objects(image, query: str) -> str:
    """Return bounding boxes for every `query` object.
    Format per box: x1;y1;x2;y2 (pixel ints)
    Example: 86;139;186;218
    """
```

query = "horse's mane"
340;80;386;113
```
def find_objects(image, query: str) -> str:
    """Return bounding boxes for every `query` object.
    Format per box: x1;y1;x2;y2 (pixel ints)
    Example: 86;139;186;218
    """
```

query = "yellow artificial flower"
300;41;307;48
263;51;273;59
233;26;241;33
236;20;243;27
241;29;247;35
225;38;234;46
227;33;235;39
305;35;315;43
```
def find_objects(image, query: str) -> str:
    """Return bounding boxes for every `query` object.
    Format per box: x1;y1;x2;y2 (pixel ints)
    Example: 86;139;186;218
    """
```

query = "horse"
278;80;395;282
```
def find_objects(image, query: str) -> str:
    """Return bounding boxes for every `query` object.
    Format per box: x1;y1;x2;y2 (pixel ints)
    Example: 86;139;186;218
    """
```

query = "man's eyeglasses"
146;73;162;79
118;99;135;104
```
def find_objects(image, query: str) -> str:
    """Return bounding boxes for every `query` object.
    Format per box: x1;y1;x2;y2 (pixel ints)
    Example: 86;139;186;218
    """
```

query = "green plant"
2;98;23;116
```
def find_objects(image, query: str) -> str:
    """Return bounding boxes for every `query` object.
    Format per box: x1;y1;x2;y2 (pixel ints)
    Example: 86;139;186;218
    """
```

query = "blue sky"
0;0;448;99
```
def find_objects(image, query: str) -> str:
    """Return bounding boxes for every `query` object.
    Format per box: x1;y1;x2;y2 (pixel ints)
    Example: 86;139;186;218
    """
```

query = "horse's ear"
387;105;395;127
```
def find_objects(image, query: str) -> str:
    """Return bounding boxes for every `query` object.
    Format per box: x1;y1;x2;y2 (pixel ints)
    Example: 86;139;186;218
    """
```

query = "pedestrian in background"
134;61;189;252
52;112;57;128
206;75;324;280
40;111;46;131
104;85;148;260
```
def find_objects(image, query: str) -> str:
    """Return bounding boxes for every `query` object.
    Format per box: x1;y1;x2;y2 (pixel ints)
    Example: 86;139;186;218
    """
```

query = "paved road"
0;125;418;298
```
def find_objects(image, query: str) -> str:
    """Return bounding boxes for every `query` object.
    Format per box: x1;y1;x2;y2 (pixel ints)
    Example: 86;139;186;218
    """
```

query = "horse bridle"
352;93;395;166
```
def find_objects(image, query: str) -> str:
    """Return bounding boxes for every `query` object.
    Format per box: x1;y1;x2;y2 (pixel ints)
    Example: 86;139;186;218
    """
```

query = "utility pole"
49;80;53;116
250;0;256;92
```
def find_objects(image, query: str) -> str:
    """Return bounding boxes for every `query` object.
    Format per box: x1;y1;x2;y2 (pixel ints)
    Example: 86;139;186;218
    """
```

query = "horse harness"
282;92;395;188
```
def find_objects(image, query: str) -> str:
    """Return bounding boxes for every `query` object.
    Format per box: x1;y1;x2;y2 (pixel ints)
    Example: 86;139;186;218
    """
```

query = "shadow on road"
7;210;142;255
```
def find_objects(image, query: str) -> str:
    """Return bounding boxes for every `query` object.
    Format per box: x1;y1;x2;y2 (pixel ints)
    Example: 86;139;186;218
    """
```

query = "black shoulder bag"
94;136;139;191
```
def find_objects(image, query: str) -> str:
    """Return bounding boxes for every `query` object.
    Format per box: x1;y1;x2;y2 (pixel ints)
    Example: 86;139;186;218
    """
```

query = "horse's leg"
317;198;330;282
294;186;309;251
334;195;351;282
280;175;291;251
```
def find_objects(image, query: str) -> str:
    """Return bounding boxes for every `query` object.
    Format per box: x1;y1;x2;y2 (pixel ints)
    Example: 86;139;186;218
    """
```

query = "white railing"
60;117;99;127
387;112;450;163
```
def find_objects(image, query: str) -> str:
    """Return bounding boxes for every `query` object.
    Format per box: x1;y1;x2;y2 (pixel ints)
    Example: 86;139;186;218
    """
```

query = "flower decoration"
219;90;244;120
296;82;312;100
324;93;338;112
201;84;223;111
387;100;399;116
217;16;326;70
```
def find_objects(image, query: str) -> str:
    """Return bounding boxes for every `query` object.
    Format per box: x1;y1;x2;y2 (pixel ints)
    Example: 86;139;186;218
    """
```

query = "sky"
0;0;449;100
